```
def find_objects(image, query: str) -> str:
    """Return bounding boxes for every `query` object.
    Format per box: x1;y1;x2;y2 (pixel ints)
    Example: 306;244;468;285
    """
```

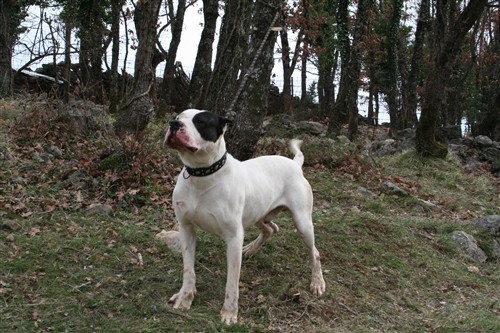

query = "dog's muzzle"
165;120;199;153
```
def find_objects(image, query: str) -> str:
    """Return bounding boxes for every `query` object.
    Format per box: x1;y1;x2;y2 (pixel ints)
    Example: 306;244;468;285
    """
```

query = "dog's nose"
169;120;183;132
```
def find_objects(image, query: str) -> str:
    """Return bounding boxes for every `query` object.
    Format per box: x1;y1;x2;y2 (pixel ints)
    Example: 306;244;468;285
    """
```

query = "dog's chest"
173;182;238;235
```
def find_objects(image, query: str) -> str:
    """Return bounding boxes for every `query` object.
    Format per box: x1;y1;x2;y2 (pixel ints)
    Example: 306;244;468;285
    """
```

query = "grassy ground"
1;99;499;332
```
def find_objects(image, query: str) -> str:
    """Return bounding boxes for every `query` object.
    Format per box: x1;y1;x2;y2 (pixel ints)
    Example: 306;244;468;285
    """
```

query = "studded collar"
183;152;228;178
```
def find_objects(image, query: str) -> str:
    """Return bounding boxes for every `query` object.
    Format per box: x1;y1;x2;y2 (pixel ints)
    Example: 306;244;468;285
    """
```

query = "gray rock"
470;215;500;236
85;203;113;216
1;219;21;231
13;176;27;185
382;181;408;196
357;186;377;198
474;135;493;147
392;128;416;141
337;135;350;145
491;239;500;260
479;146;500;174
372;139;397;156
417;199;438;209
32;153;46;163
450;231;487;263
297;121;327;136
44;145;63;158
63;170;91;190
39;153;53;161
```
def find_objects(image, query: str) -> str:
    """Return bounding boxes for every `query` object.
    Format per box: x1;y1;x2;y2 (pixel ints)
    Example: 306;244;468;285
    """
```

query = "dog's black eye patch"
193;111;231;142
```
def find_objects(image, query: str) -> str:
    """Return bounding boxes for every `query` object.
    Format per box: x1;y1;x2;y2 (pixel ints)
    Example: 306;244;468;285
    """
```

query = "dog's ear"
219;116;232;132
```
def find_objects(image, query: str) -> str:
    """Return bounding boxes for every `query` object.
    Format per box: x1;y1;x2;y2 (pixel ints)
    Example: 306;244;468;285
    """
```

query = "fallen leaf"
467;265;480;273
27;227;41;237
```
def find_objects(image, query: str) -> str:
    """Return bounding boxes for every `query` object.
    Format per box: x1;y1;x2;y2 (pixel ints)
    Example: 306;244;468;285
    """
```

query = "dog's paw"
242;241;258;258
220;306;238;325
168;290;195;309
310;277;326;296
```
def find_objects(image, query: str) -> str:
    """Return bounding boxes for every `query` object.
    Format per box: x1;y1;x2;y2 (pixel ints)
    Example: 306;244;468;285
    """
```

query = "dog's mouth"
165;131;199;153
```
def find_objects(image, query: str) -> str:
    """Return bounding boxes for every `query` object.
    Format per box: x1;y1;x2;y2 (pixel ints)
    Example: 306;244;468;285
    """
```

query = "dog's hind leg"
242;220;278;258
242;208;282;258
292;210;326;296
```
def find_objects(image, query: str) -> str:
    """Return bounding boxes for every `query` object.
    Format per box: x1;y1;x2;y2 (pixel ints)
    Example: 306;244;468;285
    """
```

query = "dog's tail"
290;139;304;167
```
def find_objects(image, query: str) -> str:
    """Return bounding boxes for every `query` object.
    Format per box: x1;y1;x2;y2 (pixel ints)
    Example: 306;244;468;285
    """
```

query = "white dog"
164;109;325;324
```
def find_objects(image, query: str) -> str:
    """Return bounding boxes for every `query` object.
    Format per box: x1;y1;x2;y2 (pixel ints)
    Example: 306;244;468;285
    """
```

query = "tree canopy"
3;0;499;158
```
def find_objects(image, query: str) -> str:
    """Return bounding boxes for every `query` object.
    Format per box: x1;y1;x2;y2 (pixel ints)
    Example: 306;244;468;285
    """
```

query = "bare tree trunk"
205;1;253;111
317;50;337;118
312;0;337;118
416;0;488;157
0;0;22;97
329;0;372;139
225;0;280;160
328;0;350;134
159;0;187;111
474;13;500;141
78;0;105;103
402;0;429;129
185;0;219;109
386;0;403;134
280;27;303;115
300;0;309;108
109;0;123;114
63;18;72;103
114;0;162;137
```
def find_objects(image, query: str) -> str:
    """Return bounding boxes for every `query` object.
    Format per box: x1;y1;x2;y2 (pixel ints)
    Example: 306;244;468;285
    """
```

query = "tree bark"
78;0;105;103
114;0;162;137
386;0;404;134
0;0;23;97
205;1;253;112
280;26;303;115
224;0;280;160
313;0;338;118
185;0;219;109
109;0;123;113
63;17;72;103
416;0;488;157
328;0;350;134
159;0;187;111
402;0;429;129
329;0;372;139
475;12;500;141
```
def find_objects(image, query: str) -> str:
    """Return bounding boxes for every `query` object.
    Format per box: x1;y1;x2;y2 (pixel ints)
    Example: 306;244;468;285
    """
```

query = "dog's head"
165;109;231;156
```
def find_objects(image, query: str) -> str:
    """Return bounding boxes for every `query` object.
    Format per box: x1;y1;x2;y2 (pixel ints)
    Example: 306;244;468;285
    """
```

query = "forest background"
1;1;500;331
1;0;499;158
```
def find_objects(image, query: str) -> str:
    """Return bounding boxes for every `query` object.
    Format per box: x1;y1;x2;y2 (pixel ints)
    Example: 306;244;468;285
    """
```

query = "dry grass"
1;98;499;332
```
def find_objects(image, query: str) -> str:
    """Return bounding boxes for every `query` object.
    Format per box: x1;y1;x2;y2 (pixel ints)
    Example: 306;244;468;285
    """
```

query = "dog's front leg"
220;232;243;325
169;223;197;309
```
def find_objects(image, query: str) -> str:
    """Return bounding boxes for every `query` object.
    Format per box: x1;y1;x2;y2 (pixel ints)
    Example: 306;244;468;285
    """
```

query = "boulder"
382;181;408;196
1;219;21;231
470;215;500;236
450;231;487;263
492;239;500;260
85;203;114;217
474;135;493;147
297;121;327;136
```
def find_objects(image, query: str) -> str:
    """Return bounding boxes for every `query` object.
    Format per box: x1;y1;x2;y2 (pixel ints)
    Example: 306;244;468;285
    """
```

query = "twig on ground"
338;301;360;316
